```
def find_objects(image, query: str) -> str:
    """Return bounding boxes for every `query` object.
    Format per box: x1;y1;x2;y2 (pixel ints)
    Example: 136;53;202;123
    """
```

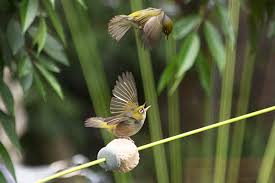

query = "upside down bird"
108;8;173;48
85;72;150;139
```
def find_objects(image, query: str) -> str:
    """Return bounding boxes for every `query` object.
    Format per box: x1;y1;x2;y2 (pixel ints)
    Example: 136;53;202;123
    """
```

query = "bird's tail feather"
108;15;132;41
85;117;109;128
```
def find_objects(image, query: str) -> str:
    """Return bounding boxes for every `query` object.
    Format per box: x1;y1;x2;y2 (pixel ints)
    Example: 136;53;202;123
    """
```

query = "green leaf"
38;56;60;73
203;21;225;73
0;172;7;183
33;17;47;54
157;59;177;94
196;52;211;95
33;70;46;100
0;110;21;151
267;21;275;38
173;14;202;40
18;55;33;78
0;80;14;115
42;0;66;45
215;3;235;45
29;27;69;66
35;62;63;99
48;0;55;8
0;142;16;182
20;73;33;92
76;0;87;9
176;33;200;78
20;0;39;33
7;19;25;55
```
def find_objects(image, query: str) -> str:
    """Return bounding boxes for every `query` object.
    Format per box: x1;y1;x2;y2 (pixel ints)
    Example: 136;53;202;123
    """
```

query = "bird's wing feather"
104;115;130;125
142;13;164;48
110;72;138;115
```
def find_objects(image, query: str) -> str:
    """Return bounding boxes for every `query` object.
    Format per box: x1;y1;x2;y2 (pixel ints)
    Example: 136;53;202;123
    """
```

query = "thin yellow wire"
36;105;275;183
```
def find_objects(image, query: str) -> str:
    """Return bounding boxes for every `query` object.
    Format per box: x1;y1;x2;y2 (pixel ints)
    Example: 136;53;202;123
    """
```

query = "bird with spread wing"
85;72;150;138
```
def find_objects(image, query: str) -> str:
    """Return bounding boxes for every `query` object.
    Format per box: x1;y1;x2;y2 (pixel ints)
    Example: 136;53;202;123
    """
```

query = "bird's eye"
138;108;144;114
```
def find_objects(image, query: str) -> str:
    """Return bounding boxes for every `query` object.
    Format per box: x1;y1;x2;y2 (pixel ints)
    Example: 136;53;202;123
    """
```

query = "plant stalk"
213;0;241;182
130;1;169;183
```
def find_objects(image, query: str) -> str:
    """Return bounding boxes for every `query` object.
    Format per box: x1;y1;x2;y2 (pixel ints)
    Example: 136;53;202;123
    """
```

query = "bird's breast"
112;119;144;137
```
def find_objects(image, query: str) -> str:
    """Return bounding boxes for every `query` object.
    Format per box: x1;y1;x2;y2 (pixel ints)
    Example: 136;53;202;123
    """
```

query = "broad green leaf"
0;80;14;115
173;14;202;40
38;56;60;73
33;17;47;54
77;0;87;9
0;110;21;151
176;33;200;78
196;52;211;95
35;62;63;99
203;21;225;73
42;0;66;45
0;142;16;182
20;0;38;33
7;19;25;55
215;3;235;45
157;58;177;94
33;70;46;100
0;172;7;183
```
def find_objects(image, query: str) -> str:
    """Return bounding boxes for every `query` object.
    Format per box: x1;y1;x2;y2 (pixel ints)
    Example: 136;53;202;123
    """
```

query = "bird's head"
162;15;173;39
132;103;151;121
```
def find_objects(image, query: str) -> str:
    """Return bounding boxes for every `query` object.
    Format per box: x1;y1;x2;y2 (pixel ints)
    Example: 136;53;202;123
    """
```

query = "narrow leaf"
38;56;60;73
33;70;46;100
42;0;66;44
176;33;200;78
18;55;33;78
29;27;69;66
20;0;39;33
76;0;87;9
203;21;225;73
20;73;33;92
35;62;63;99
157;59;177;94
7;19;25;55
0;80;14;115
0;111;20;151
0;172;7;183
196;52;211;95
173;14;202;40
215;3;235;45
33;17;47;54
48;0;55;8
0;142;16;182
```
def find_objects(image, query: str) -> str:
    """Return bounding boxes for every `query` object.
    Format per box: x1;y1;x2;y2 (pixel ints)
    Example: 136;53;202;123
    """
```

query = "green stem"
130;1;169;183
61;1;130;182
200;71;214;183
227;40;256;183
166;38;183;183
36;106;275;183
213;0;240;182
256;119;275;183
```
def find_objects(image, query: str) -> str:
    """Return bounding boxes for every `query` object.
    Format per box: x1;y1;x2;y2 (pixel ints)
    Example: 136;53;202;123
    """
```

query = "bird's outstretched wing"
110;72;138;115
142;12;164;48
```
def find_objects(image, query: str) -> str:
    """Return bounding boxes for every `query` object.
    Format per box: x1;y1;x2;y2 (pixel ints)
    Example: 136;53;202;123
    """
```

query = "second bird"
85;72;150;138
108;8;173;48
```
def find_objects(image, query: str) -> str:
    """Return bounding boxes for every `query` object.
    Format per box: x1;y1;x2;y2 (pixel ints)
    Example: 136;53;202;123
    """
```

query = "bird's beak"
145;105;151;111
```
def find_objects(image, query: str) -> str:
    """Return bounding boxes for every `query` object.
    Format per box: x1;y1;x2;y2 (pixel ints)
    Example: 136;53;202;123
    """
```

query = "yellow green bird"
85;72;150;138
108;7;173;48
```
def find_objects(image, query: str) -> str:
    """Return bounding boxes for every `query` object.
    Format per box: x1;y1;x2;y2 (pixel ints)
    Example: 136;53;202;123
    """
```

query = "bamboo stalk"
257;119;275;183
213;0;241;182
227;40;256;183
130;1;169;183
61;1;130;182
166;38;183;183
